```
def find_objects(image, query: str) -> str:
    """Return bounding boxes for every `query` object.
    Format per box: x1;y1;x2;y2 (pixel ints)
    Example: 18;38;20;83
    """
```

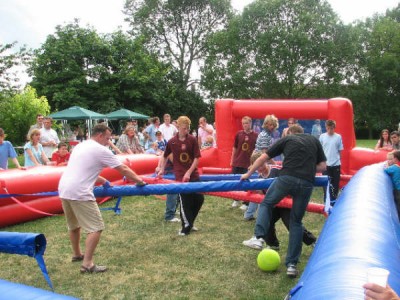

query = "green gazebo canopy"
105;108;149;120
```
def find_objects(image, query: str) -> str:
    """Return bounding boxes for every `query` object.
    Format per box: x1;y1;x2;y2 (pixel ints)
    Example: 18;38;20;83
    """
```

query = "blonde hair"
29;128;41;141
177;116;191;128
124;125;136;134
250;151;263;165
242;116;252;123
262;114;279;129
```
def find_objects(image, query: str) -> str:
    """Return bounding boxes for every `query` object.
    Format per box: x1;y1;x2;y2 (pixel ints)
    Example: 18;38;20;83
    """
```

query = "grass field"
1;140;375;299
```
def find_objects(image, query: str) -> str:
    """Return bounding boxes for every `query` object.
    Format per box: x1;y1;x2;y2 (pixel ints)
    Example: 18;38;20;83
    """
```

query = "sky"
1;0;399;50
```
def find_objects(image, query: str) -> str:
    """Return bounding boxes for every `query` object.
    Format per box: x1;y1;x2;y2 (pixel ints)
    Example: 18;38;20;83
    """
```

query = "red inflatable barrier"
0;98;389;227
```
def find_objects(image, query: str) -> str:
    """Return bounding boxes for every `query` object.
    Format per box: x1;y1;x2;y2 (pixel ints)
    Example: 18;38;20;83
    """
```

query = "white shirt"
159;123;177;141
40;128;60;158
58;139;121;200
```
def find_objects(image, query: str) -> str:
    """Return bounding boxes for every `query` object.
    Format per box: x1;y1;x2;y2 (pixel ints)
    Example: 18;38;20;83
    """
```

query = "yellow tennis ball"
257;248;281;272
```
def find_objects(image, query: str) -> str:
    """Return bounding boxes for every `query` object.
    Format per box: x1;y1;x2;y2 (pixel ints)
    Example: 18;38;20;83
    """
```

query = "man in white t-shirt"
40;117;60;159
159;113;177;142
59;124;146;274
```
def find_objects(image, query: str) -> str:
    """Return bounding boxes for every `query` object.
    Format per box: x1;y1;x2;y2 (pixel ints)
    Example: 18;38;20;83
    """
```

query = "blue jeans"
244;202;258;219
165;194;179;220
254;175;314;266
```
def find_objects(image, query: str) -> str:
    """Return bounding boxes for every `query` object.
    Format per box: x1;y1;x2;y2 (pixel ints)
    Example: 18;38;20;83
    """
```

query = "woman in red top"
51;143;70;166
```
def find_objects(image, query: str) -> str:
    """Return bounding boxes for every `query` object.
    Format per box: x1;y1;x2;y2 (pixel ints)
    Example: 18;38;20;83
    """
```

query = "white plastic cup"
367;267;389;287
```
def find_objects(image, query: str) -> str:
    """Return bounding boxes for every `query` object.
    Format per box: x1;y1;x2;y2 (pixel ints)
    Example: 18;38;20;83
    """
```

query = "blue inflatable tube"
94;176;328;197
287;164;400;299
0;279;77;300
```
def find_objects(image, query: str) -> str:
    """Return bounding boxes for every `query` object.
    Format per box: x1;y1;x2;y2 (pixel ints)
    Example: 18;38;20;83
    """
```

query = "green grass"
0;191;326;299
356;139;375;149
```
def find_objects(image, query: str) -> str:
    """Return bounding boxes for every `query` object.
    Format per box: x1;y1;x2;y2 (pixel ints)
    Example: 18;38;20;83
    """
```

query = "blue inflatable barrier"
0;232;53;290
287;164;400;299
94;176;329;197
0;279;77;300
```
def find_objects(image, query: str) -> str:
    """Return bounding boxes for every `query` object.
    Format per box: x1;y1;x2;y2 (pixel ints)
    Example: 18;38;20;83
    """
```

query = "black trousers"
265;207;317;247
179;192;204;234
323;165;341;201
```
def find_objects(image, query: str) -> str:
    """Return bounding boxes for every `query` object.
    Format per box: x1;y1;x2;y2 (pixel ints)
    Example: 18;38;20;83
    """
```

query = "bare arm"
11;157;23;169
241;153;270;180
108;140;122;154
25;149;41;166
115;164;145;185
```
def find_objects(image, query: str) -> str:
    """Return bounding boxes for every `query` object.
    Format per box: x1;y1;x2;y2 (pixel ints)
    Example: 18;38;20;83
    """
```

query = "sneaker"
242;236;265;250
191;226;199;232
244;216;255;221
167;217;180;223
231;201;240;208
239;204;248;211
286;264;298;278
178;230;188;236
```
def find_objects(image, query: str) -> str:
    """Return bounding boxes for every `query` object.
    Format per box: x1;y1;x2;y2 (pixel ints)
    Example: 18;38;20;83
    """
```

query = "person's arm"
363;283;399;300
241;152;270;180
115;164;146;185
182;157;199;182
41;151;50;165
316;161;327;173
11;157;23;169
25;149;41;166
108;140;122;154
230;147;237;167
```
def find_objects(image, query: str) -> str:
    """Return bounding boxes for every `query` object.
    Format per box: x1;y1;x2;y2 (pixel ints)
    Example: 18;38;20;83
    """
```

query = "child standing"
384;150;400;218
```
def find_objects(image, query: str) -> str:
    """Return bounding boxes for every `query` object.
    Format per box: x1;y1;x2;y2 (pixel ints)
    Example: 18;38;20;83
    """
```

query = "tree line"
1;0;400;144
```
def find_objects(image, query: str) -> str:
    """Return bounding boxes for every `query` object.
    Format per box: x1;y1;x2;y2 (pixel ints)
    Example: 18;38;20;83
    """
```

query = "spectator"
155;131;168;151
201;135;214;149
24;129;50;167
281;118;296;138
159;113;177;142
230;116;258;209
116;125;143;154
74;125;85;142
197;117;214;148
145;142;162;155
144;117;160;149
157;116;204;236
375;129;393;151
363;283;399;300
311;119;322;139
58;124;146;273
137;127;145;149
40;117;60;159
27;114;44;140
384;150;400;219
0;128;23;170
241;124;326;278
51;142;71;166
390;131;400;150
319;119;344;205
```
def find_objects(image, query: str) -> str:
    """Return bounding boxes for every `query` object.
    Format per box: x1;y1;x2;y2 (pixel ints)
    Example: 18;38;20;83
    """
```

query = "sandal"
80;264;107;274
71;255;84;262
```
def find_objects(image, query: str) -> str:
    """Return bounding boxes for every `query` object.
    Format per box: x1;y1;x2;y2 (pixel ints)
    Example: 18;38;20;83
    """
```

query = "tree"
202;0;353;99
0;42;31;93
349;13;400;136
123;0;232;87
0;86;50;145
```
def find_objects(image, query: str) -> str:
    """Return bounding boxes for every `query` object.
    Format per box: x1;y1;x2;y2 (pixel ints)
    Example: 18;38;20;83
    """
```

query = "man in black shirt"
241;124;327;278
